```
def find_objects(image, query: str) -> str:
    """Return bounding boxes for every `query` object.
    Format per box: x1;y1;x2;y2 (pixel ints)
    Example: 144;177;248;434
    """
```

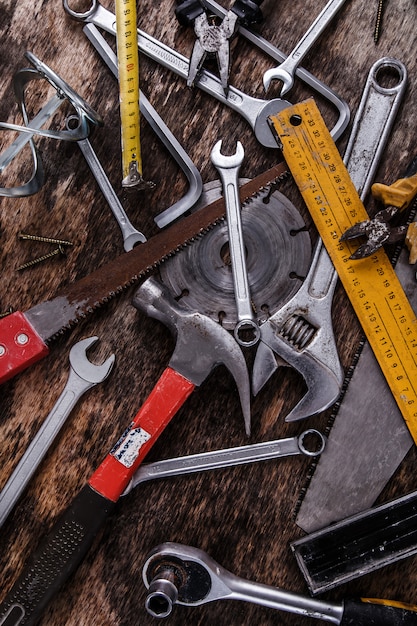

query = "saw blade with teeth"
159;182;312;329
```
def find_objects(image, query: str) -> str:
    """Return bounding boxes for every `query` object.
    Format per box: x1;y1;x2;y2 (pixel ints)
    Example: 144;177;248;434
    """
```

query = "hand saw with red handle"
0;163;287;385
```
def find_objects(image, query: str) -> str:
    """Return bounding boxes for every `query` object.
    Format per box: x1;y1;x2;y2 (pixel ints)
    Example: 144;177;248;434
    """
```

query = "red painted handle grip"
89;367;195;501
0;311;49;384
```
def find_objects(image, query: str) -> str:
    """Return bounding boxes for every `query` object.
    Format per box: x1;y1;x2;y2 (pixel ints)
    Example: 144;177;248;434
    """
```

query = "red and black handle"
0;367;194;625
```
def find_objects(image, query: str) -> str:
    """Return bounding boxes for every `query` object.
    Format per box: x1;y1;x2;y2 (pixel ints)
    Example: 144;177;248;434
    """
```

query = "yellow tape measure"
270;98;417;441
115;0;143;187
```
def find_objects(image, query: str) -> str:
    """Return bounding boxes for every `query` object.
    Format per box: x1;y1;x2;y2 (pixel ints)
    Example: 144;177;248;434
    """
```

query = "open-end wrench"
203;0;350;141
62;0;290;148
62;1;347;144
122;428;326;495
0;336;115;529
66;115;147;251
210;140;260;347
83;24;203;229
263;0;348;95
142;543;417;623
252;57;408;422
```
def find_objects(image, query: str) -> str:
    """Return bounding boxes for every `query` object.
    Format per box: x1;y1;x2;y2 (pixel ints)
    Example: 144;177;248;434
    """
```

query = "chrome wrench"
210;140;260;347
263;0;348;95
66;115;147;251
0;336;115;529
122;429;326;495
63;0;290;148
252;57;407;422
62;1;347;144
203;0;350;141
83;23;203;229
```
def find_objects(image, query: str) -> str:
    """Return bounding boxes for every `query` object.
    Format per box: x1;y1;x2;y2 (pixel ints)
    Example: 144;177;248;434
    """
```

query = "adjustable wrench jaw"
132;277;251;434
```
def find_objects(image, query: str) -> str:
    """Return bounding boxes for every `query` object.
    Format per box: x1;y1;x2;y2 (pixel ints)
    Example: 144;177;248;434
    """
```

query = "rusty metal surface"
1;1;417;624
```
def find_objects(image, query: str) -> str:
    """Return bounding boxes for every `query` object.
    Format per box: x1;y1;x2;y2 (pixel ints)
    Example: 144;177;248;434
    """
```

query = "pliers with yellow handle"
340;158;417;262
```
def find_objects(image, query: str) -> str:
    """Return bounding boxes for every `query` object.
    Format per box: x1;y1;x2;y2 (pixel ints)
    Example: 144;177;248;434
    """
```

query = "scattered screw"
0;306;13;319
373;0;385;43
16;245;67;272
18;232;73;247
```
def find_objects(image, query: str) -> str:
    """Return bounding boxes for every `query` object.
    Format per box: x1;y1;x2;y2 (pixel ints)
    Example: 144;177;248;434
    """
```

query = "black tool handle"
341;598;417;625
0;485;115;626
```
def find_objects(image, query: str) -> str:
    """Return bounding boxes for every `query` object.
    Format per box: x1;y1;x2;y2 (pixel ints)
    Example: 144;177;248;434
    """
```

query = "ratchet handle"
89;367;195;501
0;311;49;384
341;598;417;625
0;485;115;626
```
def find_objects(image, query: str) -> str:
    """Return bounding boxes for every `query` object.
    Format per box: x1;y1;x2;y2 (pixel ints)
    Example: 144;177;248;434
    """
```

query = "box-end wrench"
83;23;203;229
122;429;326;495
62;0;291;149
66;114;147;251
210;140;260;347
142;543;417;623
0;336;114;529
252;57;407;423
263;0;348;95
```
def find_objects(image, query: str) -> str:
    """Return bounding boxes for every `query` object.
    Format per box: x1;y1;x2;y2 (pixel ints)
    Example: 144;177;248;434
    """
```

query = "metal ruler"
269;98;417;441
115;0;143;187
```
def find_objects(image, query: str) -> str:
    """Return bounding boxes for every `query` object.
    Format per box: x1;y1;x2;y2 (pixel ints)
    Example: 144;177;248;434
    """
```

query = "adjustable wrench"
62;1;348;144
0;336;114;529
142;543;417;623
123;428;326;494
66;115;147;251
252;57;408;422
210;140;260;347
263;0;348;95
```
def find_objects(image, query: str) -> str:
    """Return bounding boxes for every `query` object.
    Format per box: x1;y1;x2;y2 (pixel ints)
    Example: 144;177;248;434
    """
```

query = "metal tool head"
340;205;402;259
143;542;231;616
132;277;251;434
210;140;244;170
69;336;115;383
263;67;293;96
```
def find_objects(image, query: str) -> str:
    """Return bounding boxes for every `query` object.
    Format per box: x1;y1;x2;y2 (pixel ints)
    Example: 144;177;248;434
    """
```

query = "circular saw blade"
160;182;311;330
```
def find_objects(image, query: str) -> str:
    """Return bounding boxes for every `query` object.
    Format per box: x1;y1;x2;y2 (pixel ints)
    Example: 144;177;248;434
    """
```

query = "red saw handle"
89;366;195;501
0;311;49;384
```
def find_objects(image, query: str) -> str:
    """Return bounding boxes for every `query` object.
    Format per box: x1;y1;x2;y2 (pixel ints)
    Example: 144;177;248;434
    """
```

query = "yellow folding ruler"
115;0;145;188
269;98;417;441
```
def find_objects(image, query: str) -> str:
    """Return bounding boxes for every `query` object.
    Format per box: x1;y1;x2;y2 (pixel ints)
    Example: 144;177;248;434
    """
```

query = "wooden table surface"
1;1;417;624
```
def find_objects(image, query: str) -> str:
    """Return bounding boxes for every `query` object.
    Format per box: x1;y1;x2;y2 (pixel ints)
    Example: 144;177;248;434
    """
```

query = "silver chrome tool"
252;56;408;423
210;140;260;347
63;0;349;144
66;115;147;251
123;429;326;495
143;543;417;622
187;10;238;93
83;23;203;229
263;0;348;95
0;336;114;529
63;0;291;148
204;0;350;141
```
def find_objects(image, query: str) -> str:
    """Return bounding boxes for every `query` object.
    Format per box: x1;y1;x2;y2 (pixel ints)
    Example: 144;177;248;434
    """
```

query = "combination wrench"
252;57;408;422
63;0;344;145
0;336;114;529
123;428;325;495
66;114;147;251
210;140;260;347
263;0;348;95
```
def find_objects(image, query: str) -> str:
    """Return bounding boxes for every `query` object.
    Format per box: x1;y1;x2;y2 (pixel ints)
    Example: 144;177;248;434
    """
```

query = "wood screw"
18;232;73;247
16;245;67;272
